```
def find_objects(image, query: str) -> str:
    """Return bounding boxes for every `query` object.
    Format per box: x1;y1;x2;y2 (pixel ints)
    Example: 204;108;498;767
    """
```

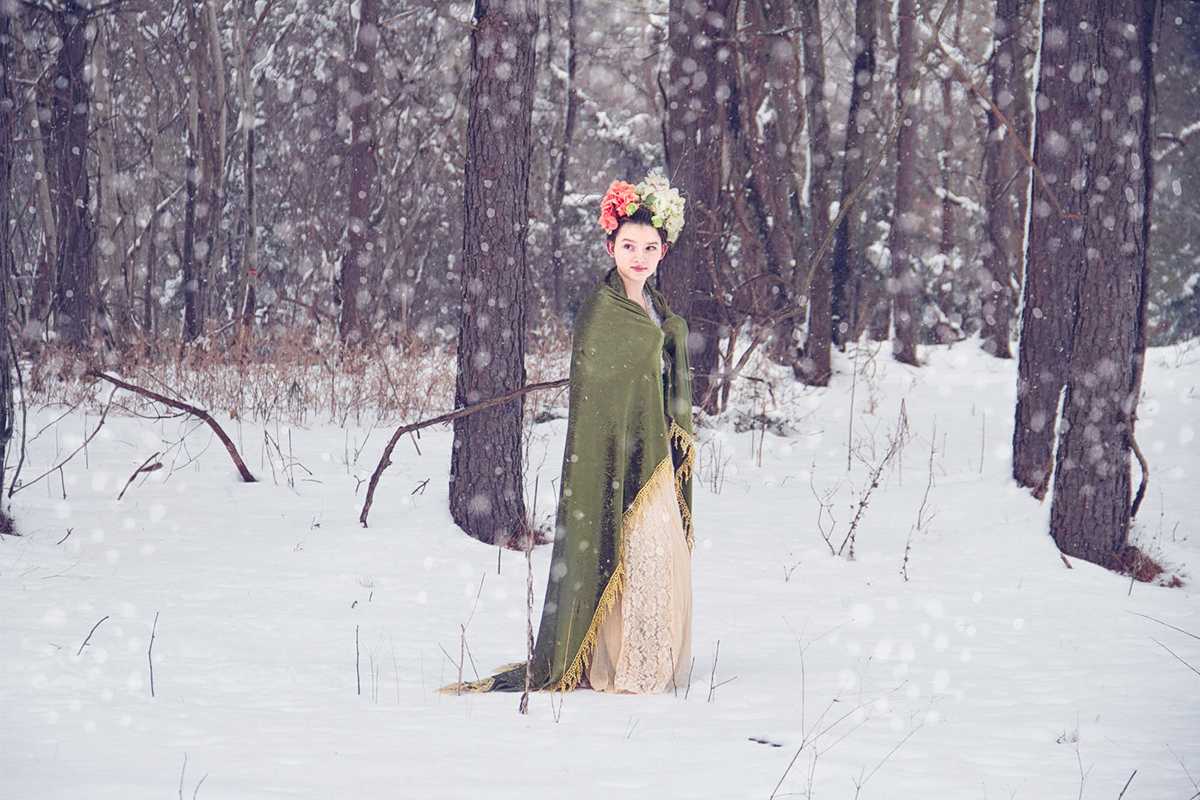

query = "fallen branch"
89;371;256;483
359;378;569;527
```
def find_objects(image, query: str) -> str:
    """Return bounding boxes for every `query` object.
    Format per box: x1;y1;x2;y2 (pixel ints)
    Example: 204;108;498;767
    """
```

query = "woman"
454;174;695;694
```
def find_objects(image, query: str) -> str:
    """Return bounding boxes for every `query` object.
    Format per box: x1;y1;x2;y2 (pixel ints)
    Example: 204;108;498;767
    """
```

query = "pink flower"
599;181;640;234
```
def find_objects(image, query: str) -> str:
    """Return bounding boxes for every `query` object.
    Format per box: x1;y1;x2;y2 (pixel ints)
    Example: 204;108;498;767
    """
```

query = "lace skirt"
588;463;693;693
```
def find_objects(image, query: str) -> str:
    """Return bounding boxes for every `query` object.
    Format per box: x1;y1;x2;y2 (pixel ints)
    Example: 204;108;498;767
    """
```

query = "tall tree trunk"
1048;0;1157;566
889;0;920;367
182;15;202;343
830;0;875;347
203;0;228;331
548;0;578;318
737;0;801;364
235;0;257;336
449;0;537;545
14;10;57;334
664;0;731;414
934;5;958;346
49;4;96;349
1012;0;1090;494
340;0;379;344
797;0;833;386
1;5;16;510
980;0;1031;359
91;14;128;338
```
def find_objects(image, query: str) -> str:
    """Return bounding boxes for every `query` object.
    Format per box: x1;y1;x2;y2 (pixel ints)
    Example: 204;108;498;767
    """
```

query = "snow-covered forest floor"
2;339;1198;799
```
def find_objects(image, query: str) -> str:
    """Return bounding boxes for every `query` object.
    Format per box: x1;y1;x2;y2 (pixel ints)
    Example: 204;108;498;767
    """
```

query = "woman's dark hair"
607;205;669;245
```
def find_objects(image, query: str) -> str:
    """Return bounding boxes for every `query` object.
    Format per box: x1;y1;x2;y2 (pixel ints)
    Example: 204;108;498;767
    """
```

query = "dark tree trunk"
1012;0;1090;494
49;4;95;349
980;0;1031;359
1049;0;1157;566
830;0;875;347
664;0;731;414
797;0;833;386
933;7;958;346
340;0;380;344
889;0;920;367
449;0;537;546
548;0;578;318
1;7;16;509
737;0;799;316
182;1;204;343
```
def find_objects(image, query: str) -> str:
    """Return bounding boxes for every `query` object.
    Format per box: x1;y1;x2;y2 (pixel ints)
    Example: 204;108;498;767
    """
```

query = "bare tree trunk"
548;0;578;318
340;0;379;344
664;0;732;414
980;0;1030;359
797;0;833;386
49;3;96;349
182;10;202;343
13;11;56;334
234;0;257;337
203;0;228;330
934;6;958;345
1;5;16;509
736;0;802;364
91;15;129;337
1048;0;1157;567
889;0;920;366
1012;0;1089;494
449;0;537;545
831;0;876;347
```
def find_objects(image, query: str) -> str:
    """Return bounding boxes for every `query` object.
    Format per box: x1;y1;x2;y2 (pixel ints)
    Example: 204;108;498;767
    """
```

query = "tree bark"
736;0;801;364
830;0;876;347
980;0;1031;359
49;3;96;349
1048;0;1157;566
889;0;920;366
340;0;379;344
548;0;578;318
449;0;537;545
664;0;731;414
235;0;258;336
797;0;833;386
202;0;228;333
91;15;129;335
182;1;205;342
1;6;16;508
1012;0;1090;494
14;10;57;335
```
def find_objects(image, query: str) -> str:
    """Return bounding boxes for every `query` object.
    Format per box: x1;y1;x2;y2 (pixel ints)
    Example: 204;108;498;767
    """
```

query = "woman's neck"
619;276;648;310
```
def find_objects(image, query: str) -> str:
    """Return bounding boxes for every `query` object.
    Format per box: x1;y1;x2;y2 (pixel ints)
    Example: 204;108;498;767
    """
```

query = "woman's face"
606;222;667;290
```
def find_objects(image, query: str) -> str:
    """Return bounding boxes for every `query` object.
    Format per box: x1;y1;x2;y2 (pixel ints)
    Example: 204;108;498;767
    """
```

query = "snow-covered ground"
3;341;1198;799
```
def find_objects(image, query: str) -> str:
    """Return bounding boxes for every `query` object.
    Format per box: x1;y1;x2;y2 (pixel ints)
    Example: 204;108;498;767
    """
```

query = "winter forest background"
2;0;1196;563
3;0;1200;796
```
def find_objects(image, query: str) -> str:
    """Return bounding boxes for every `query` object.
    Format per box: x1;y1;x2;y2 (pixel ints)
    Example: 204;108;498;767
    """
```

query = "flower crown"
598;174;686;244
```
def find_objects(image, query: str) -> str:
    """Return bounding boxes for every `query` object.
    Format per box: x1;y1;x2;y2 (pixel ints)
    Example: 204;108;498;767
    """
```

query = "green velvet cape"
456;267;694;693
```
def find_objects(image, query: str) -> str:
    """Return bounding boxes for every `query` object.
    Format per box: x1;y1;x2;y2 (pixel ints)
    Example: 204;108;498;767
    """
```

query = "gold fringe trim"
552;454;676;693
669;421;696;551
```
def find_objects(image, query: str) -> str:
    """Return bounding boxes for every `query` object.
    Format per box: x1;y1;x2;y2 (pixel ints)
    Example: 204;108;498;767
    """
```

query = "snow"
3;341;1199;799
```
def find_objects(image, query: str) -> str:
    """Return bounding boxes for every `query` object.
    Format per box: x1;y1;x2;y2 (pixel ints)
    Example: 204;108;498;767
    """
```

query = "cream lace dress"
587;292;693;694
